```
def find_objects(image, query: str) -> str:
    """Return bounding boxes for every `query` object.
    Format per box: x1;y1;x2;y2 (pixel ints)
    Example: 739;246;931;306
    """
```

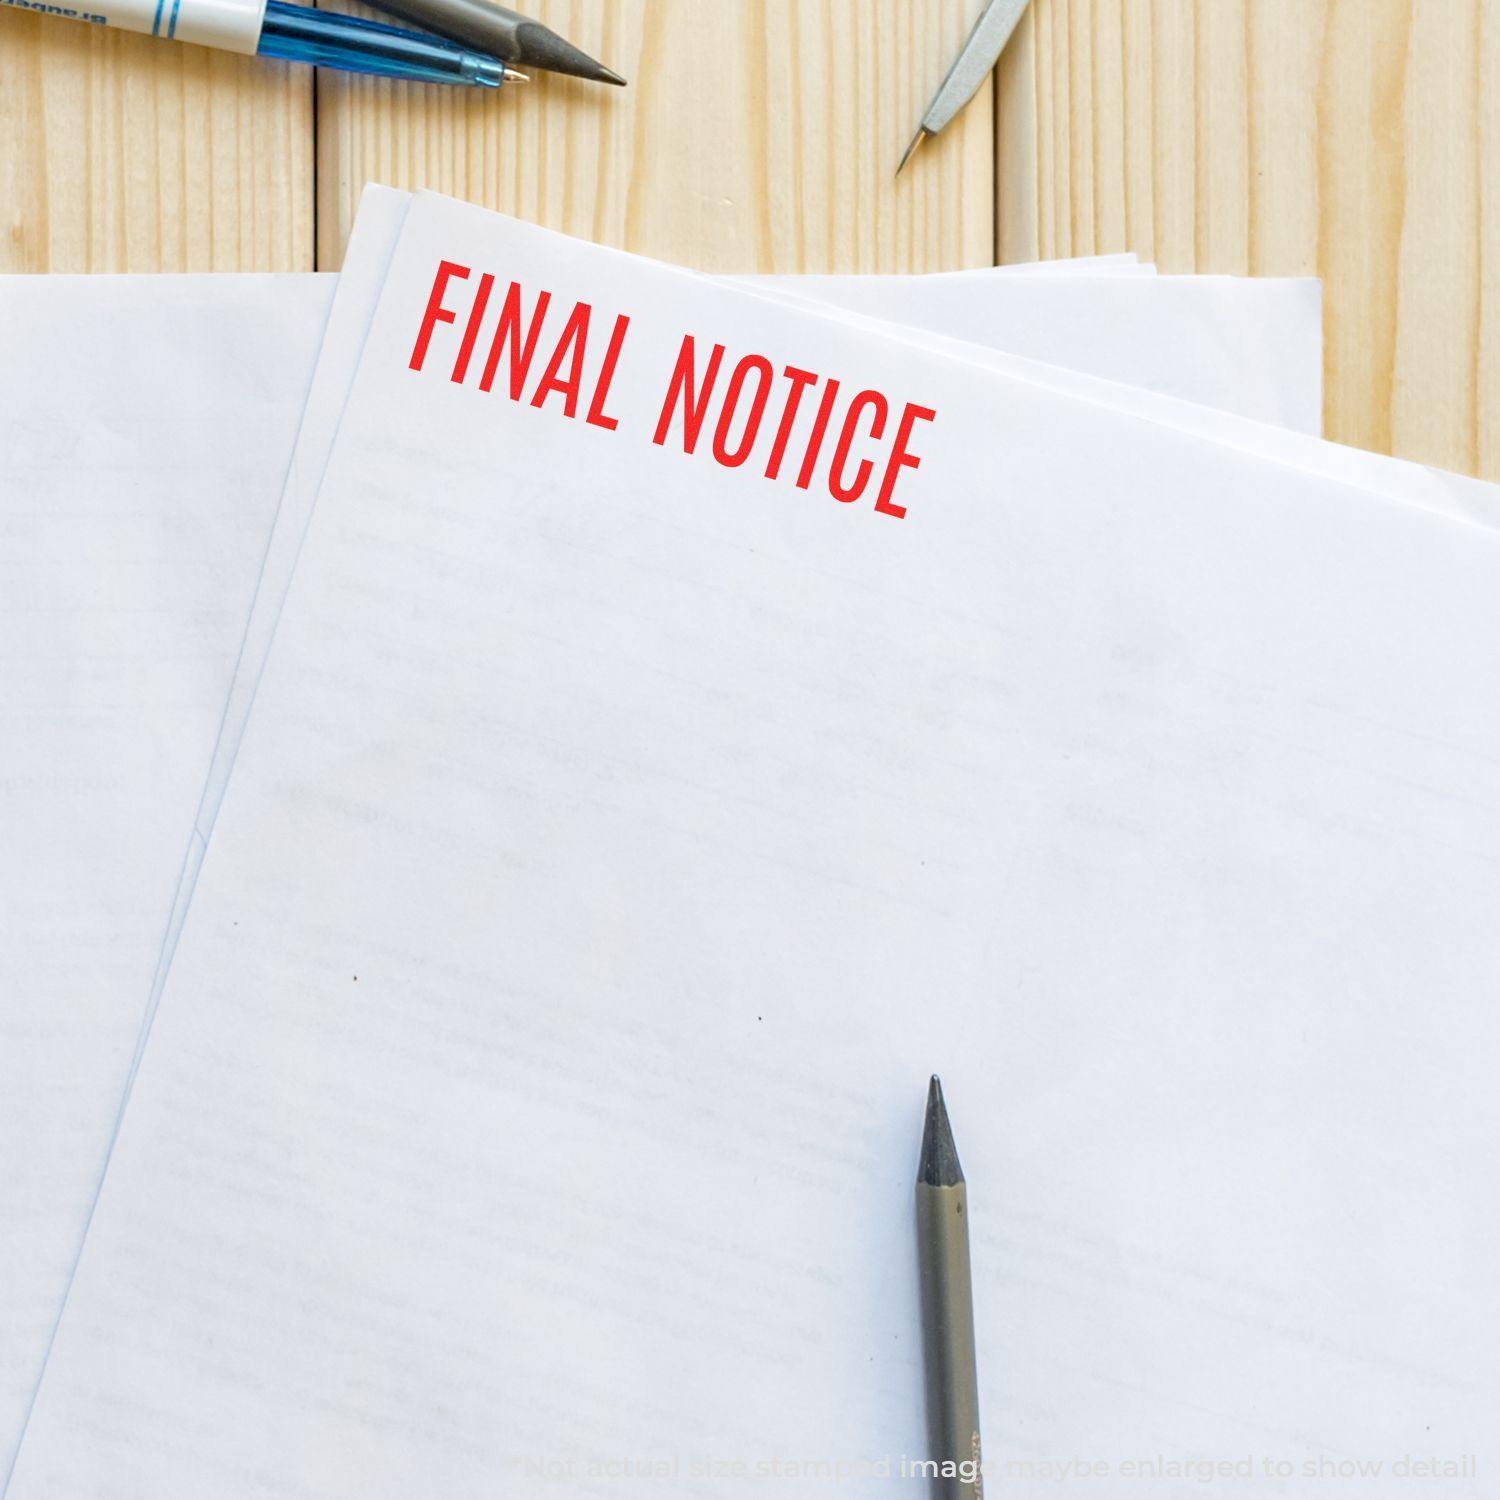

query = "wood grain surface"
0;9;312;271
996;0;1500;479
0;0;1493;480
314;0;995;272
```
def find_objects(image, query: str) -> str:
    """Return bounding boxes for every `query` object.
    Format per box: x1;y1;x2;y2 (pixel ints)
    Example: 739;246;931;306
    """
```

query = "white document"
0;273;335;1474
178;184;1485;955
738;269;1323;431
931;252;1154;276
14;193;1497;1497
760;286;1500;530
137;192;1342;1039
0;234;1325;1480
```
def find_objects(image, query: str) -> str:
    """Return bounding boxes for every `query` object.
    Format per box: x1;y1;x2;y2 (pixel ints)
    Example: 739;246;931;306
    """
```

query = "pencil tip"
513;20;626;85
918;1074;964;1186
896;125;928;177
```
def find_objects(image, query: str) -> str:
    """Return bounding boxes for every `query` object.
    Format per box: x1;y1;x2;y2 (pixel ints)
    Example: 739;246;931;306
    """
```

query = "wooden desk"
2;0;1494;481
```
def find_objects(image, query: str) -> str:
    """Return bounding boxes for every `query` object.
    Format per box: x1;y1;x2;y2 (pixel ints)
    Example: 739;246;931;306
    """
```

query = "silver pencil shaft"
900;0;1030;171
923;0;1029;134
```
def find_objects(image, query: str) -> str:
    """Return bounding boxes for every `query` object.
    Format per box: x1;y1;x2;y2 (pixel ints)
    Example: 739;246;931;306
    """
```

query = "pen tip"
504;67;530;83
918;1074;964;1186
896;125;928;177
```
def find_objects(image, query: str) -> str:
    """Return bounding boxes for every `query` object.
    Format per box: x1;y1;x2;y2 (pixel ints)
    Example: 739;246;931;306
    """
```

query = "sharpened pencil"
916;1075;983;1498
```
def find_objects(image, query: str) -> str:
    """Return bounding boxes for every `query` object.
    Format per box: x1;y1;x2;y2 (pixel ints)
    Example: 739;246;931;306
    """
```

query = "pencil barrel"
916;1180;983;1499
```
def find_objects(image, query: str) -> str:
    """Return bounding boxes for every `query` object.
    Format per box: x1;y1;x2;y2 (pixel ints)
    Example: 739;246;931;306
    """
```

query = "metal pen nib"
897;125;930;177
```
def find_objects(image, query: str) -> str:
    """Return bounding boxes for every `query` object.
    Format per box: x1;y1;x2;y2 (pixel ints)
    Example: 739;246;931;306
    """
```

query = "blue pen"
258;1;522;85
7;0;526;90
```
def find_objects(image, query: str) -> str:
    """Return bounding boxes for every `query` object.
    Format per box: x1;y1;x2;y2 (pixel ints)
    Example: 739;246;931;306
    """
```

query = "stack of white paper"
2;190;1495;1499
0;273;335;1466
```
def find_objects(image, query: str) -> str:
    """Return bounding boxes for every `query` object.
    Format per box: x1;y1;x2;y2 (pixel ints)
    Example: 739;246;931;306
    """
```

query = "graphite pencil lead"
513;20;626;84
918;1074;964;1186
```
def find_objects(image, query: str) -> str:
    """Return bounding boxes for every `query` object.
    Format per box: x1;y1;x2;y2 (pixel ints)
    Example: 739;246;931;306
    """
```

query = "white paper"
754;283;1500;530
142;190;1341;1018
737;270;1323;431
14;193;1497;1498
0;224;1321;1482
0;273;335;1475
928;252;1154;276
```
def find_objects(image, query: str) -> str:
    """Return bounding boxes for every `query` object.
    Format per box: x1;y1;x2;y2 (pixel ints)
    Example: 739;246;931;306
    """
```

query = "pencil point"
918;1075;964;1186
513;20;626;85
896;125;928;177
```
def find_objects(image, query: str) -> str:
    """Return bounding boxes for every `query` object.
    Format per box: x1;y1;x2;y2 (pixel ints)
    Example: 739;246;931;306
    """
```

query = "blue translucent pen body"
23;0;522;91
258;0;517;87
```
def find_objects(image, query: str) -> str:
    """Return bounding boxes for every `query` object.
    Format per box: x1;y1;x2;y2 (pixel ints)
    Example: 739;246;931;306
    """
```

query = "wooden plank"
994;0;1040;262
315;0;995;274
1048;0;1072;255
997;0;1499;480
1091;0;1128;253
1067;0;1095;251
1390;0;1478;474
1120;0;1154;257
1193;0;1247;272
1244;0;1318;277
0;12;312;272
1481;0;1500;480
1034;0;1058;257
1316;0;1409;463
1148;0;1195;270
